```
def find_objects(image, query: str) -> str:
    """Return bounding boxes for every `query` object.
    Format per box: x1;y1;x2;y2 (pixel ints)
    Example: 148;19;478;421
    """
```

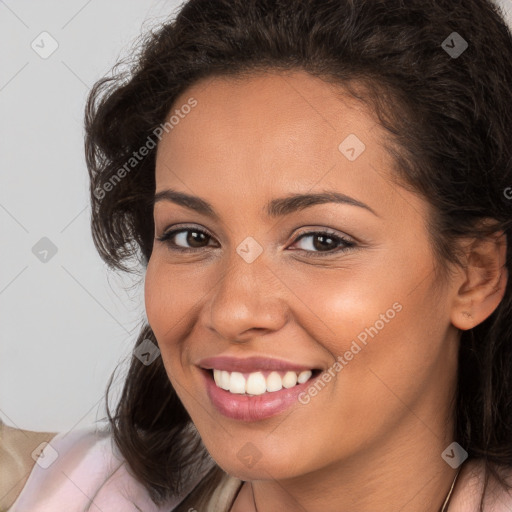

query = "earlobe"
450;230;508;331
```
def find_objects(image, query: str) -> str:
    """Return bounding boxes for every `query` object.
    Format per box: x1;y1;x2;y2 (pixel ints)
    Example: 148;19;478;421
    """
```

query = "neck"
234;416;459;512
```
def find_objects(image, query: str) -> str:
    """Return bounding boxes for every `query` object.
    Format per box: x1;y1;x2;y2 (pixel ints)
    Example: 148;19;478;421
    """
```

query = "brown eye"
157;227;215;252
290;230;356;255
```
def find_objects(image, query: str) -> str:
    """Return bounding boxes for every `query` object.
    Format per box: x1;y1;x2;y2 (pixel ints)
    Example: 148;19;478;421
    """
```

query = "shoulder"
5;425;196;512
450;458;512;512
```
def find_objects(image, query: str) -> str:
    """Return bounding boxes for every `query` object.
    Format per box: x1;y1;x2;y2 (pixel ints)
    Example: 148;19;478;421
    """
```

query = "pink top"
8;427;213;512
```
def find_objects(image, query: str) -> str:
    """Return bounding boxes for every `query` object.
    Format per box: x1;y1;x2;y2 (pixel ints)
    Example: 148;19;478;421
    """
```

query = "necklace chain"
440;463;464;512
248;463;464;512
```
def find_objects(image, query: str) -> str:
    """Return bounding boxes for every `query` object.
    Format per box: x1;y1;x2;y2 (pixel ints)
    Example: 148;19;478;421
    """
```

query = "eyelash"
156;225;356;257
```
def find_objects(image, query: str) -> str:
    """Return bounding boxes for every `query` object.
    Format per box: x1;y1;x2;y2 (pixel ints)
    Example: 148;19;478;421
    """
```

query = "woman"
5;0;512;510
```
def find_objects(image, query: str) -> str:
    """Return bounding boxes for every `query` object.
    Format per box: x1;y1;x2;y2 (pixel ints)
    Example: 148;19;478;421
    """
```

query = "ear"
450;228;508;331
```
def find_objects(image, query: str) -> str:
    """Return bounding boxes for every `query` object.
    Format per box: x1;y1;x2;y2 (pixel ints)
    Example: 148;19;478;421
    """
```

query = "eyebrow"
153;188;379;219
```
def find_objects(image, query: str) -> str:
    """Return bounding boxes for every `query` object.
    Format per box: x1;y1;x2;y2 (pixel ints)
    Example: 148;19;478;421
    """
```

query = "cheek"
144;258;167;334
274;258;407;354
143;259;186;366
144;257;200;335
143;257;212;381
143;260;191;399
276;248;448;393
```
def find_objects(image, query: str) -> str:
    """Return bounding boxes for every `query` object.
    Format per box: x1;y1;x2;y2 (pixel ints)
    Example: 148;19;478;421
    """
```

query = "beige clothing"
0;421;57;511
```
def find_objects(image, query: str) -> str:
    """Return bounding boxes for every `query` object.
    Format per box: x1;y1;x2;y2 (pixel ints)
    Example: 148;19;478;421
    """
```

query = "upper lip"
198;355;317;373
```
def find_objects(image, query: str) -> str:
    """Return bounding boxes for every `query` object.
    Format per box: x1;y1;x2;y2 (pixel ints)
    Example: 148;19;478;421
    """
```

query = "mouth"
200;366;323;421
205;368;323;396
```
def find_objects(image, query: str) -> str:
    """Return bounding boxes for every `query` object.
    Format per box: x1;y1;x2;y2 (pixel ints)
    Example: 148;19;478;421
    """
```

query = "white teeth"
297;370;312;384
229;372;246;394
213;369;232;390
246;372;267;395
220;370;230;390
282;371;298;388
266;371;283;392
211;368;315;394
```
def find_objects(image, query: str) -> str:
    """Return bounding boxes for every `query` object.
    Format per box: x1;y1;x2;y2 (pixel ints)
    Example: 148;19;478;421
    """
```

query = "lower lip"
201;369;319;421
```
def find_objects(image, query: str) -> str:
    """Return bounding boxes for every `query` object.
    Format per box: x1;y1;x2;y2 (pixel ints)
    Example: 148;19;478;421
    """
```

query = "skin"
144;70;508;512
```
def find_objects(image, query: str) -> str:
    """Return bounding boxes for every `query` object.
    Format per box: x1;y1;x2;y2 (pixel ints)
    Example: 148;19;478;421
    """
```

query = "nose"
204;250;288;343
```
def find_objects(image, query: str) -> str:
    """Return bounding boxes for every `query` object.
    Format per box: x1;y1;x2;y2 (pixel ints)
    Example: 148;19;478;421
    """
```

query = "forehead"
154;70;407;218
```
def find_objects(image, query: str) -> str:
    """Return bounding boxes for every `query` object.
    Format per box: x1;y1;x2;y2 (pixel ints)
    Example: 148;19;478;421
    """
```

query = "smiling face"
144;70;461;482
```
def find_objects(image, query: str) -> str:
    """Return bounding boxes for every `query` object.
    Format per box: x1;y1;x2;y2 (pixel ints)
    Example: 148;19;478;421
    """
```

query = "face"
144;70;460;481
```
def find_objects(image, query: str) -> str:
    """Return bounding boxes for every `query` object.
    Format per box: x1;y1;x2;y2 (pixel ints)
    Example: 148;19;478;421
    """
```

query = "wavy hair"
84;0;512;509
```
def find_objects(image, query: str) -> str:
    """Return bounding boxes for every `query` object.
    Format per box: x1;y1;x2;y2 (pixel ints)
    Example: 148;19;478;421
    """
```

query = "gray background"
1;0;512;433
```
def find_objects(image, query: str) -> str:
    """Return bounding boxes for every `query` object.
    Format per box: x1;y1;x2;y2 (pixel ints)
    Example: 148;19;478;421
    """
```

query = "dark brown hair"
85;0;512;509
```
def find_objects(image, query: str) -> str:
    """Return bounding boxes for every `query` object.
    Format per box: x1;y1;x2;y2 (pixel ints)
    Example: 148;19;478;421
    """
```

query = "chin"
208;445;309;481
